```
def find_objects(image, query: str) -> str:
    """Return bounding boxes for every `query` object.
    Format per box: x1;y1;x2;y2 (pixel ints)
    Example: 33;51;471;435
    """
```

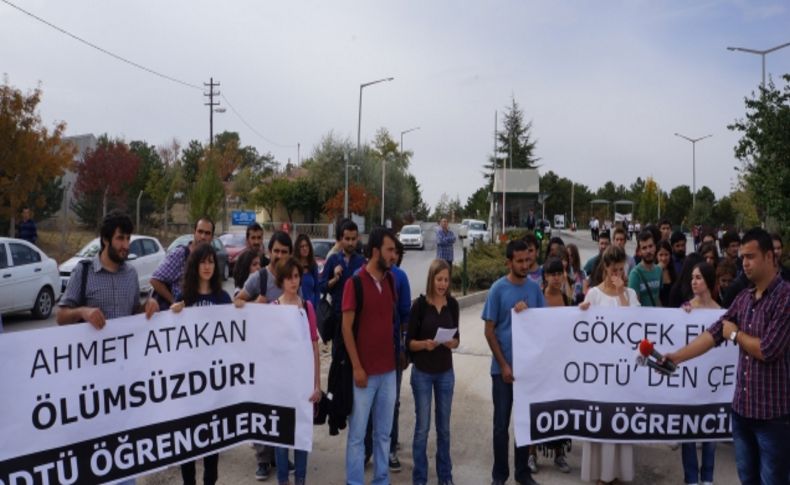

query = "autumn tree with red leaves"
72;136;141;228
323;183;378;220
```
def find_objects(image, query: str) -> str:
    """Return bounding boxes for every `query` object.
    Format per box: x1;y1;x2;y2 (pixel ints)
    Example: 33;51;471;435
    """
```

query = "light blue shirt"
481;275;545;375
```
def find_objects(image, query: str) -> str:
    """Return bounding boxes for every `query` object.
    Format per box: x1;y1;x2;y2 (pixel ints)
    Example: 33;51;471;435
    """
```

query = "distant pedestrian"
295;234;320;309
663;228;790;484
526;209;537;231
483;239;544;485
407;259;459;485
15;207;37;245
436;218;457;267
170;242;231;485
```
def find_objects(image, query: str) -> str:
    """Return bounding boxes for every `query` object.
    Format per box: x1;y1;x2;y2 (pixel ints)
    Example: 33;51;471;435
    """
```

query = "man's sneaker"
554;455;571;473
527;454;539;473
255;463;271;481
388;453;401;472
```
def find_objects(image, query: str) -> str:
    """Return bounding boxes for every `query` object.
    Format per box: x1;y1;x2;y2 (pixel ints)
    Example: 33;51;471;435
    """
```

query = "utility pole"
204;78;221;149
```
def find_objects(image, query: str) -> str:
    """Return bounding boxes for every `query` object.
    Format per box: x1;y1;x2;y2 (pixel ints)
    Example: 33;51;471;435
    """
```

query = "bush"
452;242;508;291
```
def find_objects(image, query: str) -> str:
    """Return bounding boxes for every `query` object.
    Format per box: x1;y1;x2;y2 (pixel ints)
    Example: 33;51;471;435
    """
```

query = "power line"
0;0;202;90
220;94;297;149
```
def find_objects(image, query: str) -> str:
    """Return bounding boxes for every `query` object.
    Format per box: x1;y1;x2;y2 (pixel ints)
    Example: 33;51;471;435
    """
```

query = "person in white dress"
579;245;639;484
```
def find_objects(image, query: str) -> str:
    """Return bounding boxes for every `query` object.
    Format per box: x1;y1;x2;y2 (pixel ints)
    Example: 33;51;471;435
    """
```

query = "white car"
464;219;490;243
398;225;425;250
0;238;61;319
59;235;166;295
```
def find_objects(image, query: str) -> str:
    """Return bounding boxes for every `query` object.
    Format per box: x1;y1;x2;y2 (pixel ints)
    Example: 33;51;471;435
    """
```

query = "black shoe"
388;453;401;472
255;463;271;481
517;477;540;485
491;481;505;485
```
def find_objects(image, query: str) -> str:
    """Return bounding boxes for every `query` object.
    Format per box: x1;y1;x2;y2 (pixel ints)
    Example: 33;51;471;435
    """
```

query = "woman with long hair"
294;234;320;309
170;243;232;485
407;259;459;485
679;262;719;485
656;240;677;307
697;242;719;269
271;257;321;485
669;253;706;308
579;245;638;485
232;250;262;297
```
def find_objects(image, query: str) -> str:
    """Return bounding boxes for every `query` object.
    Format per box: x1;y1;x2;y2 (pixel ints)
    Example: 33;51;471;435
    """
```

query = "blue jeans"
681;442;715;484
491;375;531;483
275;447;307;482
411;367;454;485
346;371;396;485
731;411;790;485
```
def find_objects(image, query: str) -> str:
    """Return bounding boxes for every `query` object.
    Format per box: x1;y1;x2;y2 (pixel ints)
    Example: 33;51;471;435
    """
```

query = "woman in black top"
407;259;459;485
171;243;231;485
656;240;677;307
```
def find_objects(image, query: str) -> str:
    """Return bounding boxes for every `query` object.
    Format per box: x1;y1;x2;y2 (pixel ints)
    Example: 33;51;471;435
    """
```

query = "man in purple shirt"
664;228;790;484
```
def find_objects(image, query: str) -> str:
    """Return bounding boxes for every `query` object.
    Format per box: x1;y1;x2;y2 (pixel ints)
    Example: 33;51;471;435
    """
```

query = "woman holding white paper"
407;259;460;485
579;245;639;485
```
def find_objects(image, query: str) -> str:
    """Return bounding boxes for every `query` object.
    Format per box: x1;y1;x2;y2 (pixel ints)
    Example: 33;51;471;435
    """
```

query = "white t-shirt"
583;286;640;307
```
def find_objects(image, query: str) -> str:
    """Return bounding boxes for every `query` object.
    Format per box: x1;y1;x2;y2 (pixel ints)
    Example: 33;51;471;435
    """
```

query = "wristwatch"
729;330;739;343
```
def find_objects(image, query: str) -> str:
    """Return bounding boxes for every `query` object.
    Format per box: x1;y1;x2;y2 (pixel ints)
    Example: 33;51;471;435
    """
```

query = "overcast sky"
2;1;789;209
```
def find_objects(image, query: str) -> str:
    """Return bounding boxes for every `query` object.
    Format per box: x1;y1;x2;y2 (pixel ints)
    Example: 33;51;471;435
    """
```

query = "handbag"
316;292;334;343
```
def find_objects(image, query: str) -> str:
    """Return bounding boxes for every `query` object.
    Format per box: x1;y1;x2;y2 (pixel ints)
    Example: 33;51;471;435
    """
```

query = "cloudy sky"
2;1;789;209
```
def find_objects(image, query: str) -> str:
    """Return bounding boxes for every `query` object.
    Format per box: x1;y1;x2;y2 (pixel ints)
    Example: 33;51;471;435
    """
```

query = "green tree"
188;153;224;223
637;177;662;224
712;195;736;227
0;78;75;233
463;186;489;220
665;185;692;226
728;74;790;229
302;132;354;202
181;140;205;188
253;178;284;221
484;97;540;188
293;178;323;223
406;174;430;221
129;140;163;226
278;178;303;223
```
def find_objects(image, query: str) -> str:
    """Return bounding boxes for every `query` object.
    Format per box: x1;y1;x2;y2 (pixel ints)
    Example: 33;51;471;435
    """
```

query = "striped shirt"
58;257;140;319
707;274;790;419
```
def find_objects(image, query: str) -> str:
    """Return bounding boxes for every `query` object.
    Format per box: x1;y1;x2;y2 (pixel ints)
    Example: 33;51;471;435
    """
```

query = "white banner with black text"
513;307;737;446
0;304;314;484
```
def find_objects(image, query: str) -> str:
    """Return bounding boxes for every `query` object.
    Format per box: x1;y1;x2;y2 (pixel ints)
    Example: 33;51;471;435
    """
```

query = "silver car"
0;238;61;319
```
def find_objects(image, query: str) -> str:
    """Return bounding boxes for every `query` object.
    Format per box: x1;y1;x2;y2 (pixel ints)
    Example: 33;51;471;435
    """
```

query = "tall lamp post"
400;126;420;153
727;42;790;89
674;133;712;208
345;76;394;218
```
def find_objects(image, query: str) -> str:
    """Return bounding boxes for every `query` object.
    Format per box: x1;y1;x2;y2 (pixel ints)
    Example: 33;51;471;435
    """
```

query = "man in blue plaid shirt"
435;218;456;267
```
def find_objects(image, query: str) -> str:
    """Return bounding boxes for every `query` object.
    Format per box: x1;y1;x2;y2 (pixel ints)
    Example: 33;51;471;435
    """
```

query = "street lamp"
400;126;420;153
345;76;394;218
674;133;712;208
381;153;394;226
727;42;790;89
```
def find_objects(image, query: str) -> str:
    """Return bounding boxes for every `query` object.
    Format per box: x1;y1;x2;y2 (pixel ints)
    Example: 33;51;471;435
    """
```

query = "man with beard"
150;217;215;310
244;222;269;267
57;211;158;328
663;228;790;484
671;230;688;275
628;230;662;307
342;228;400;485
320;219;366;346
483;239;544;485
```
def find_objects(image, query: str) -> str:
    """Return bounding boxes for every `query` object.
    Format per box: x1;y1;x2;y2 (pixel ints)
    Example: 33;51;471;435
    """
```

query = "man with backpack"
342;228;399;485
56;211;158;485
150;217;215;310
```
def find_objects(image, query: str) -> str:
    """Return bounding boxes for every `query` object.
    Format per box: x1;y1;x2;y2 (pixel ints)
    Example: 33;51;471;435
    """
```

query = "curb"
455;290;489;309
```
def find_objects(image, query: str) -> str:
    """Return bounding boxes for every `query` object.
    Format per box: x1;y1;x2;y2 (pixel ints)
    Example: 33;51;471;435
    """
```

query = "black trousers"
180;454;219;485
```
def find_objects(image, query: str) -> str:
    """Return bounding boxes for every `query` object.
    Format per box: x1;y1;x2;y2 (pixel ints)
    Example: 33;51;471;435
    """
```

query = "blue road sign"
231;210;257;226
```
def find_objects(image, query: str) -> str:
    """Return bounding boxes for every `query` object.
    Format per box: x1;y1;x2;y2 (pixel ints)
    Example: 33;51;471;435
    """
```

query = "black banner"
0;401;295;485
529;399;732;442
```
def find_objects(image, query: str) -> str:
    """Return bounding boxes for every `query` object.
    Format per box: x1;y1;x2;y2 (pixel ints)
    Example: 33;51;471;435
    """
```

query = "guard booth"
491;168;540;236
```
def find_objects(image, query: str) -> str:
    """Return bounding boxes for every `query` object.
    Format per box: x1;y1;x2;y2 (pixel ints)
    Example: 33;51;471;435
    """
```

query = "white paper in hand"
433;327;457;344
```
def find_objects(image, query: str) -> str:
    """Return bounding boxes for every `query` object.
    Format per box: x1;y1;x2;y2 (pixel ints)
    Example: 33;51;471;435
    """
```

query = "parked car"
167;234;230;281
0;237;61;319
463;219;491;244
218;232;247;272
310;238;335;274
398;225;425;250
59;235;166;295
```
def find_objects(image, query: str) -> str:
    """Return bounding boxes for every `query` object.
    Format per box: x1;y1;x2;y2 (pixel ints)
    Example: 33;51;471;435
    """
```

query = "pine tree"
483;97;540;188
